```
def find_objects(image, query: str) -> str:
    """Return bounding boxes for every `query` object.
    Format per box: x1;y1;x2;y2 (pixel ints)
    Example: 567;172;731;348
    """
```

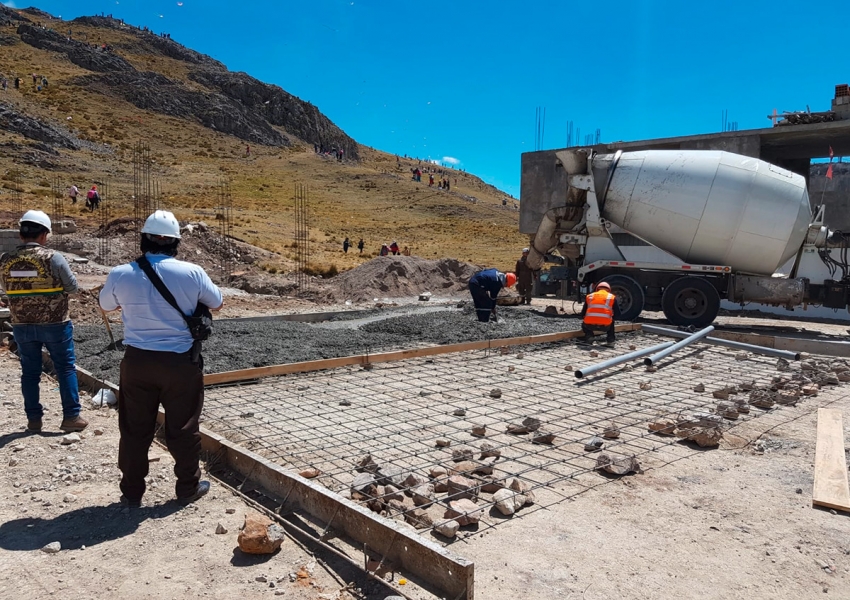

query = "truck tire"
661;276;720;327
600;275;645;321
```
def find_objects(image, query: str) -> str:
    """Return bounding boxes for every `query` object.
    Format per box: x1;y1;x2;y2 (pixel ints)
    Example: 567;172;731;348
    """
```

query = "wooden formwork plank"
813;408;850;512
203;323;641;385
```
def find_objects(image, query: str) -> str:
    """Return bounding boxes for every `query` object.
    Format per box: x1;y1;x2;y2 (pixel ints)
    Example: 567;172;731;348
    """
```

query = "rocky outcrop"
0;102;80;149
17;24;135;72
0;5;30;26
189;69;358;159
144;36;225;69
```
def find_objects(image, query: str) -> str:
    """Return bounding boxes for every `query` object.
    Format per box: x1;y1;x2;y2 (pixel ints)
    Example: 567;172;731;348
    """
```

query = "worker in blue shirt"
468;268;517;322
100;211;223;508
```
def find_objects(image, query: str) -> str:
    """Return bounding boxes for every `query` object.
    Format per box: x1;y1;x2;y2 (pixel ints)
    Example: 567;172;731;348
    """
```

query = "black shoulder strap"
136;255;189;324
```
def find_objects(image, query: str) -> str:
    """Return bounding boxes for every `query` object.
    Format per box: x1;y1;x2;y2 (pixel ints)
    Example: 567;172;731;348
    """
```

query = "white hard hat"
522;247;529;253
20;210;52;232
141;210;181;239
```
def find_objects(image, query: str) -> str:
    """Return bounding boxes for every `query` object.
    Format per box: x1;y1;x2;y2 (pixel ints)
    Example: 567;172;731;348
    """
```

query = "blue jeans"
12;321;81;420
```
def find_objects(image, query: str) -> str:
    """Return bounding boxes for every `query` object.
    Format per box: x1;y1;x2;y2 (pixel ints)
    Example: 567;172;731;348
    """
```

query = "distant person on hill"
429;174;434;187
445;179;450;191
389;241;399;256
402;246;410;256
338;148;344;162
68;185;79;205
14;77;20;89
468;269;516;323
380;244;389;257
343;237;350;253
86;185;100;212
357;238;364;254
245;145;250;157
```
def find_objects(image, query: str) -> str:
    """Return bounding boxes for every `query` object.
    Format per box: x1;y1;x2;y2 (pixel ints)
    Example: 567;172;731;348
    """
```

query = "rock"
62;493;76;503
435;438;451;447
693;383;705;393
639;381;651;391
434;519;460;538
8;458;18;467
838;372;850;383
603;423;620;439
734;401;751;414
507;366;515;373
446;475;478;500
386;499;408;516
429;466;448;479
383;484;405;502
10;444;24;452
685;427;722;448
691;411;724;427
479;442;501;459
595;454;641;475
716;401;739;420
776;391;799;406
499;346;510;355
93;428;104;436
544;305;558;315
478;476;505;494
433;479;448;493
376;464;407;486
401;473;428;489
493;488;525;516
522;416;541;432
691;362;702;370
450;460;489;476
645;365;658;372
41;541;61;554
452;448;474;462
351;473;377;498
506;423;528;434
584;436;604;452
470;424;486;437
735;352;749;361
750;390;776;409
339;399;352;406
508;478;535;505
61;433;80;445
589;351;599;358
452;408;466;417
648;419;677;436
356;454;378;473
411;484;435;507
489;388;502;399
255;575;268;583
629;344;637;351
712;386;738;400
225;508;236;514
776;357;790;371
802;384;820;396
237;514;285;554
740;380;756;391
299;468;320;479
604;388;616;399
516;352;525;359
444;499;483;526
216;522;228;534
532;431;555;444
403;508;433;529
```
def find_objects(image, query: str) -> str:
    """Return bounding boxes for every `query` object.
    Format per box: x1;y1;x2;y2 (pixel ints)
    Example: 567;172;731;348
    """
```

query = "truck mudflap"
732;275;807;306
577;260;732;282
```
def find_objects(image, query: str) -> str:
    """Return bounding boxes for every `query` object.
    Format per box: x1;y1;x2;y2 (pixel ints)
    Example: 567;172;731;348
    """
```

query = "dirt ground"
0;348;398;600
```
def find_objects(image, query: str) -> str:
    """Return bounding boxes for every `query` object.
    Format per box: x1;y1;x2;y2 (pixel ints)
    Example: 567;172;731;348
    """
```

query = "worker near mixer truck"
580;282;617;346
515;248;535;305
0;210;87;434
99;210;224;508
468;269;517;323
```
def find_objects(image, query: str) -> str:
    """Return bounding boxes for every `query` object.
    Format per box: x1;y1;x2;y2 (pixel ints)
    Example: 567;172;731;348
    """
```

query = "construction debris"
603;422;621;439
648;419;677;436
604;388;616;399
444;499;483;526
489;388;502;399
584;436;604;452
434;519;460;538
471;424;487;437
237;514;286;555
299;468;320;479
532;431;555;445
479;442;501;459
694;383;705;392
595;454;641;475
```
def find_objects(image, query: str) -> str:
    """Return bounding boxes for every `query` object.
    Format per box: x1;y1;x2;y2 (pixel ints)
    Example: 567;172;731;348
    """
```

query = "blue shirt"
469;268;506;299
99;253;223;353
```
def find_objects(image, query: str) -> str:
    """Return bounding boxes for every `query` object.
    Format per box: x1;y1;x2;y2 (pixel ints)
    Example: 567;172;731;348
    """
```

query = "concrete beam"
709;331;850;358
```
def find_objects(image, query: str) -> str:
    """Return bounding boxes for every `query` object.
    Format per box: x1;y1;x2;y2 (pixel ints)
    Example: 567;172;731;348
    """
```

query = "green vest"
0;245;70;324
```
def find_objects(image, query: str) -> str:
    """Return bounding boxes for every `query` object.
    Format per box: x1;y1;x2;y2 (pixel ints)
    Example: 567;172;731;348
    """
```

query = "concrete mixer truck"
520;148;850;327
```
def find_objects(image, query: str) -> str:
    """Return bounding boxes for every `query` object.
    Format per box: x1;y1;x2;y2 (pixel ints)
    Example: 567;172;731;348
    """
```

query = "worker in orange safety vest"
580;281;617;346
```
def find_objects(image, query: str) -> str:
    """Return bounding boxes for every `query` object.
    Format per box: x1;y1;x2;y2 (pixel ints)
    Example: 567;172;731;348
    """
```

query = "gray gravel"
73;306;582;382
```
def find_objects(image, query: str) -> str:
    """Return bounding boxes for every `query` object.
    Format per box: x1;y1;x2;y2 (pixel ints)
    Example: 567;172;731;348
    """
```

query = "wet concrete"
73;306;583;382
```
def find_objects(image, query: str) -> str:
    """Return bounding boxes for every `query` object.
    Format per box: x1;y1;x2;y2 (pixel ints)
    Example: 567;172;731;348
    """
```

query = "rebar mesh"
202;332;847;543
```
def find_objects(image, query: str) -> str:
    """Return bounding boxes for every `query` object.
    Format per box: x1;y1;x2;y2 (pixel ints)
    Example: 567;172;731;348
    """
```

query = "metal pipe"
641;324;801;361
644;325;714;367
575;341;674;379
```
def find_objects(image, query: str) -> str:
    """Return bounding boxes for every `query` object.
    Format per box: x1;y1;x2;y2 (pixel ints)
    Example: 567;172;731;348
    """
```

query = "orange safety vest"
584;290;616;326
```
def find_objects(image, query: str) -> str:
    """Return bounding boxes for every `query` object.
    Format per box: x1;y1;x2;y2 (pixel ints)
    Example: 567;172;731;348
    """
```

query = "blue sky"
4;0;847;197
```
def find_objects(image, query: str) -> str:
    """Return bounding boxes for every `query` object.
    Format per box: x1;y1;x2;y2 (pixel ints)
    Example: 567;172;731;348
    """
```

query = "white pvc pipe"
644;325;715;367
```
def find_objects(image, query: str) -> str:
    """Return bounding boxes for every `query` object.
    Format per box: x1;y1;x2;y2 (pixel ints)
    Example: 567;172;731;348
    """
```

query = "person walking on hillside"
389;241;399;256
357;238;364;254
380;244;389;257
580;281;617;346
343;237;350;254
99;210;224;508
68;184;79;205
1;78;7;92
86;185;100;212
468;268;516;323
515;247;535;305
0;211;87;434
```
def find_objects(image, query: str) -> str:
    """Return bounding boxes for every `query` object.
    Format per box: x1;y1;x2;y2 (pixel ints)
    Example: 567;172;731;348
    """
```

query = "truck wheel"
661;277;720;327
600;275;645;321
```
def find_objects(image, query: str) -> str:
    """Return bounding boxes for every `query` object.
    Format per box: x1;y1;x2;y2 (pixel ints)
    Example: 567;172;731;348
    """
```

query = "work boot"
59;415;88;432
605;341;616;348
120;495;142;509
26;419;42;433
178;480;210;506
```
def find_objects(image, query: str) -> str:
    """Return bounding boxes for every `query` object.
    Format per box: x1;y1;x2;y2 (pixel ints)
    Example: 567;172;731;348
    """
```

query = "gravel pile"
73;306;582;382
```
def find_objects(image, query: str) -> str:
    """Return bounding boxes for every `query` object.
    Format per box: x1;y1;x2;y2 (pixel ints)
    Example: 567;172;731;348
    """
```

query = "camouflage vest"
0;245;70;324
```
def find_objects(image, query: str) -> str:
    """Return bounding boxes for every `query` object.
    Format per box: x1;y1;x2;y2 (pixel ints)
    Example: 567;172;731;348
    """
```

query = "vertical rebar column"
12;172;22;219
51;176;64;226
216;178;233;285
133;141;154;239
98;180;111;264
294;183;310;291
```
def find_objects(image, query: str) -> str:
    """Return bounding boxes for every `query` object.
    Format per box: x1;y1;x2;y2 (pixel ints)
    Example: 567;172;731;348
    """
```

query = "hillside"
0;6;526;280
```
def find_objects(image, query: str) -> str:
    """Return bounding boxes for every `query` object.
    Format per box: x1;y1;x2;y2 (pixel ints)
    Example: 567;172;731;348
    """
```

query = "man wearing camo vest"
0;210;87;434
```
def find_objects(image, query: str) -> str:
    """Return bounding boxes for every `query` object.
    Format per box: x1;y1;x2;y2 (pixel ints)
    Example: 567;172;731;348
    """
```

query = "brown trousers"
117;345;204;501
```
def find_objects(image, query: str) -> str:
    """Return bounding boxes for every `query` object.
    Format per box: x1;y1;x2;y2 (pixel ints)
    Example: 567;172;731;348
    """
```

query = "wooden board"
813;408;850;512
203;323;641;385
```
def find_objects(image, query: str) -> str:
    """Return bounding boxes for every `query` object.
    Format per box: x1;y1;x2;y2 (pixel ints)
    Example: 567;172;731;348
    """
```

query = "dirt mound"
328;256;480;301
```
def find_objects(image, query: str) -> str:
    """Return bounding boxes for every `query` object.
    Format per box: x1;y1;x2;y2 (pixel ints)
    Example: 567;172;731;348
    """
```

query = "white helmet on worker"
20;210;52;232
522;247;529;253
596;281;611;291
141;210;181;239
